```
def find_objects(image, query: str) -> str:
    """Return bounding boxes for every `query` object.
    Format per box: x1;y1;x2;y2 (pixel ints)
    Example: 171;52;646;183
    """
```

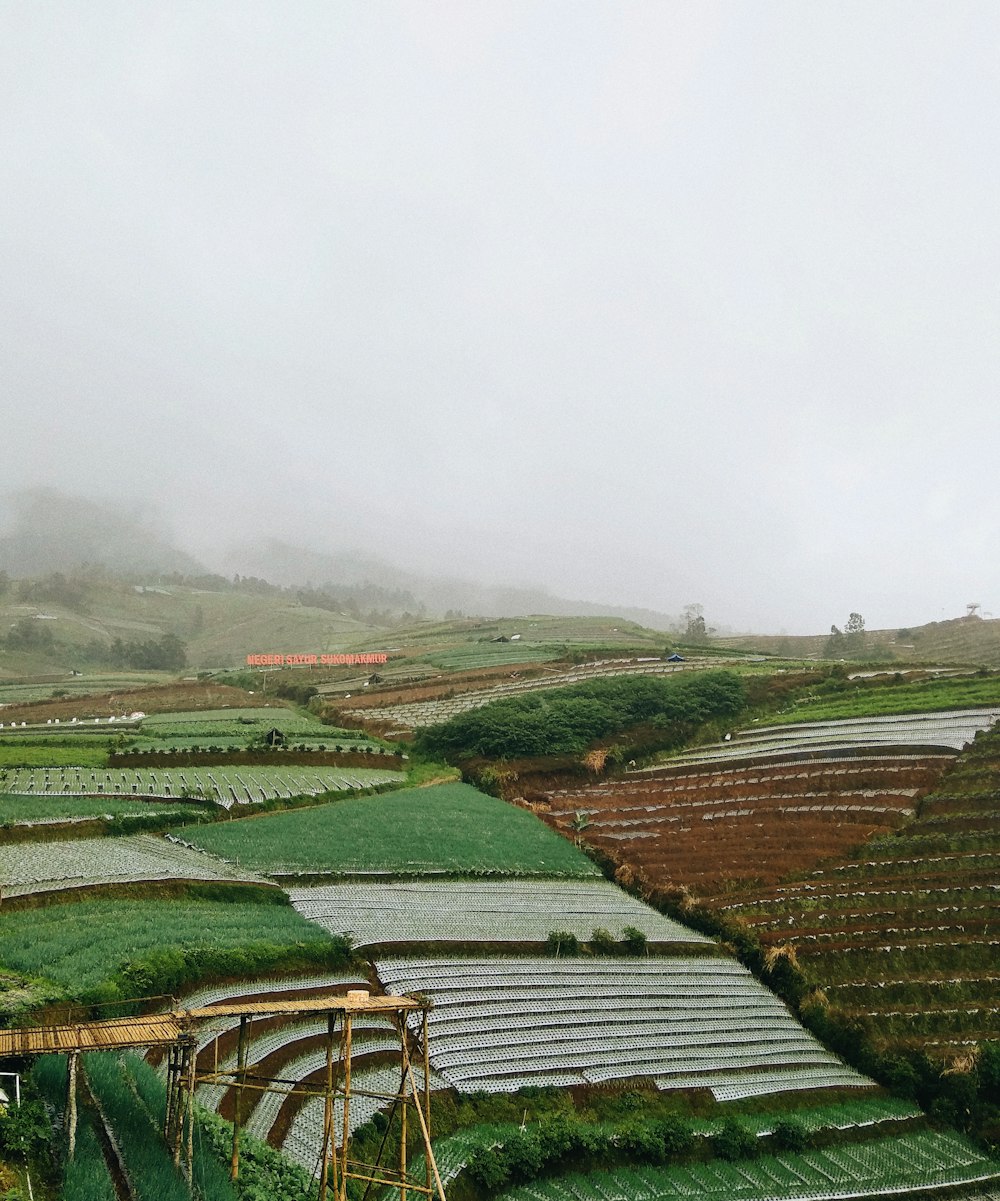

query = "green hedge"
416;671;747;760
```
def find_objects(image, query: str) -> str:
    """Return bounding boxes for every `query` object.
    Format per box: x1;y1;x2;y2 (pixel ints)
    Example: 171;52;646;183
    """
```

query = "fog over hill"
0;489;204;579
0;489;681;630
5;6;999;634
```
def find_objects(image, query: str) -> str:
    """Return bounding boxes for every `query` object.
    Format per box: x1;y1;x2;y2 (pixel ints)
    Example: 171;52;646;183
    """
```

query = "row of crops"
541;753;952;896
0;705;384;753
0;894;340;993
167;973;413;1158
495;1130;1000;1201
390;1096;928;1198
288;878;711;948
340;658;709;729
132;706;383;751
0;792;210;826
719;723;1000;1055
0;833;263;897
379;956;869;1097
0;764;404;807
172;783;602;876
663;708;1000;765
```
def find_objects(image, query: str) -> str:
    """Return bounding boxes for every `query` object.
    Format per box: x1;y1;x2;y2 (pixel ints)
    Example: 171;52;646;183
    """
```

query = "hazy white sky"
3;2;999;633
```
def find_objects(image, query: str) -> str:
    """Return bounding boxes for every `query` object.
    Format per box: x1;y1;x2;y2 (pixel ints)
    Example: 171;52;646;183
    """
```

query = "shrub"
712;1118;758;1161
621;925;648;955
616;1121;664;1162
546;930;580;956
657;1115;695;1160
590;927;618;955
465;1146;511;1191
770;1119;808;1153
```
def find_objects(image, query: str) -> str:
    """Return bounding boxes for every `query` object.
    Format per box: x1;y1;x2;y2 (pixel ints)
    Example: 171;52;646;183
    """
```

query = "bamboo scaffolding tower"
0;988;445;1201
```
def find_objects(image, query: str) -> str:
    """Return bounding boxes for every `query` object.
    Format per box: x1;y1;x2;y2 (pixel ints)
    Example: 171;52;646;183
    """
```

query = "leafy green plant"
546;930;580;956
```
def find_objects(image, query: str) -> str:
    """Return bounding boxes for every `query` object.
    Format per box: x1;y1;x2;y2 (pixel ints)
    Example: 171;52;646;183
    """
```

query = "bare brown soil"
0;682;276;723
536;756;951;899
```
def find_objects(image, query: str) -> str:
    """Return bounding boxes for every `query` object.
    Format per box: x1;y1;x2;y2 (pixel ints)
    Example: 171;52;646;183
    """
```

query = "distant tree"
825;614;866;658
546;930;580;957
621;926;648;955
844;612;866;655
824;625;843;658
682;603;708;643
771;1119;808;1153
5;616;54;651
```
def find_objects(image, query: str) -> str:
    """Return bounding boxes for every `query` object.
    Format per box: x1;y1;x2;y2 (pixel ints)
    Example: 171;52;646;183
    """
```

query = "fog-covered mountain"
0;489;205;578
0;490;681;629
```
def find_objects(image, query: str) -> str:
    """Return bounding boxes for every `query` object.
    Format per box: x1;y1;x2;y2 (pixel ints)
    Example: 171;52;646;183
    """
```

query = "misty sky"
3;2;999;634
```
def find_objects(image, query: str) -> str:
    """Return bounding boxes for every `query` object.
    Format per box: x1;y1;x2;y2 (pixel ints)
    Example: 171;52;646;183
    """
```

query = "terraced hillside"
3;675;999;1201
337;656;725;732
288;878;710;949
537;710;999;896
541;753;950;895
0;763;403;807
717;722;1000;1059
168;970;429;1162
665;708;1000;765
495;1130;1000;1201
172;782;601;877
379;955;868;1098
716;613;1000;668
0;832;267;897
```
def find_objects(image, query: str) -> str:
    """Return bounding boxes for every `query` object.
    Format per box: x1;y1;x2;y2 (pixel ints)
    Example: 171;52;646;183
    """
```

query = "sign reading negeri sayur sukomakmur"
245;653;389;667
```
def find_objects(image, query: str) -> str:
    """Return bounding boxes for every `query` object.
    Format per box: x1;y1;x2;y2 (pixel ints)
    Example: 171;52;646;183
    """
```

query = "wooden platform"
0;1014;184;1056
0;992;424;1059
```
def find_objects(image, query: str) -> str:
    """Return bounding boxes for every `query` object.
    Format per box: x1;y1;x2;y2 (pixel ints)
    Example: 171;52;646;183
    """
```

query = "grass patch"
171;782;600;878
0;794;208;826
0;896;347;1002
768;674;1000;724
0;744;110;768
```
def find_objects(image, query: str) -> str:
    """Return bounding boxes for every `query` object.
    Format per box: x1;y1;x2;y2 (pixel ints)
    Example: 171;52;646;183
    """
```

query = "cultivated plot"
0;765;403;808
723;724;1000;1055
0;833;262;897
542;754;950;895
662;709;1000;767
289;878;710;948
495;1130;1000;1201
378;957;869;1099
173;783;601;878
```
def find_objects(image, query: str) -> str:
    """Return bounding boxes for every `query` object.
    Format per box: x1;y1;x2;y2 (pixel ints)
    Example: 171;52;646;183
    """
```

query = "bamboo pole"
400;1059;408;1201
184;1037;196;1185
230;1015;250;1182
66;1052;78;1162
163;1047;175;1144
340;1014;352;1201
319;1013;335;1201
402;1030;446;1201
422;1009;432;1197
172;1046;186;1166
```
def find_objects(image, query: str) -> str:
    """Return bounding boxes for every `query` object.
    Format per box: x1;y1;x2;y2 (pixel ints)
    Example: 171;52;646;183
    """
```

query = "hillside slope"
716;615;1000;668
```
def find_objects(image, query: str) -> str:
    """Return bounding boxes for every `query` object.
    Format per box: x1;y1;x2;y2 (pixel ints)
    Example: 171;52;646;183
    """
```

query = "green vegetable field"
0;896;344;996
172;782;601;878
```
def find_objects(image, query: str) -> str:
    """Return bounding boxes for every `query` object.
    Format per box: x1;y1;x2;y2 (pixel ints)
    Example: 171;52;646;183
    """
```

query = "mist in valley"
4;4;1000;634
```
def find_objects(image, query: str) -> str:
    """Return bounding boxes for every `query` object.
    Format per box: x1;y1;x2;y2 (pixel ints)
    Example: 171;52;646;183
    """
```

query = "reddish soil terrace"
538;755;953;899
